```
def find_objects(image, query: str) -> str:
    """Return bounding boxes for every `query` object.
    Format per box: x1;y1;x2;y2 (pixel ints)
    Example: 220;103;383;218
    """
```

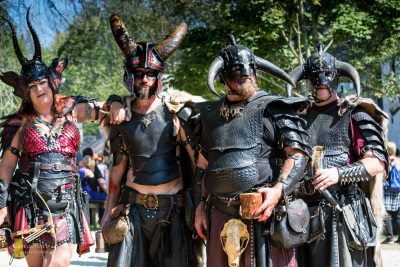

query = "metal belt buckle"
52;163;62;172
143;193;159;210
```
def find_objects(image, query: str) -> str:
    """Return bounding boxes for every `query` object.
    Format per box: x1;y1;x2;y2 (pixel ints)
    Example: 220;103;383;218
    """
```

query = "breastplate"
117;104;180;185
200;91;274;195
21;118;80;158
305;104;352;169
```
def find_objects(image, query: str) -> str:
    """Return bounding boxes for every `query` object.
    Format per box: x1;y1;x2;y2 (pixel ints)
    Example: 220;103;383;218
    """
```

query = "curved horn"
207;57;224;96
27;7;41;61
154;22;188;61
255;56;296;88
110;13;137;56
286;65;305;97
337;60;360;97
1;17;28;66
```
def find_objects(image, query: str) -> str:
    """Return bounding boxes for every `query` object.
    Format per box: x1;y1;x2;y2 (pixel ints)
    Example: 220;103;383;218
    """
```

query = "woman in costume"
0;9;115;266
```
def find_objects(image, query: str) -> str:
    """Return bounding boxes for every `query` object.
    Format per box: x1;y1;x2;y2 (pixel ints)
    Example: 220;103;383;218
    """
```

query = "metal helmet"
0;8;68;100
110;13;188;95
286;44;360;100
207;34;295;96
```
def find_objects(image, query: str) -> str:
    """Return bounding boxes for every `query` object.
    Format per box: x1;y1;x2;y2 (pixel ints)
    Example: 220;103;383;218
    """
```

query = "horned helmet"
286;44;360;102
207;34;295;96
110;13;187;98
0;8;68;102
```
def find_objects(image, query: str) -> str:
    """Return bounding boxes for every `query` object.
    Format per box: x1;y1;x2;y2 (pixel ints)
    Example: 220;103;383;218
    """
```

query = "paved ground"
1;238;400;266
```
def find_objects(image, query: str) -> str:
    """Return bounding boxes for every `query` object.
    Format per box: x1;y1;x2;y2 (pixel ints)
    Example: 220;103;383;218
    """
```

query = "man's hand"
109;102;126;124
0;207;10;226
256;186;282;221
312;168;339;190
194;202;208;240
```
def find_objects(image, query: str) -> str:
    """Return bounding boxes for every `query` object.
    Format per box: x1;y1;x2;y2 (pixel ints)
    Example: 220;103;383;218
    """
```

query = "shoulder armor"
351;105;389;168
266;100;312;156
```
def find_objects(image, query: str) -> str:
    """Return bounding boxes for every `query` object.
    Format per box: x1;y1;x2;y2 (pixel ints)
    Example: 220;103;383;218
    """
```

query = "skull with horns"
286;44;360;102
0;7;68;101
109;13;187;98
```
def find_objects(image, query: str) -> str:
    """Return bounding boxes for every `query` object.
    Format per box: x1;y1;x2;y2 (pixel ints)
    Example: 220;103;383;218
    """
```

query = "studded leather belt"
121;187;185;209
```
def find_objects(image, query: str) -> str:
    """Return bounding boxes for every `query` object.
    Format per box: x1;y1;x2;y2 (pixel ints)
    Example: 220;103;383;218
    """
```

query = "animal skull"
220;219;250;267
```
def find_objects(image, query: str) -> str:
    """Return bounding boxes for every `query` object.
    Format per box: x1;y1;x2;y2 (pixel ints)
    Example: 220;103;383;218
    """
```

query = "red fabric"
13;205;28;232
77;211;94;255
349;117;366;163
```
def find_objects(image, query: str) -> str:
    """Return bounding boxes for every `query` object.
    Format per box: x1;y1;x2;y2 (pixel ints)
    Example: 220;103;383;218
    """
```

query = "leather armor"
198;91;311;196
117;104;180;185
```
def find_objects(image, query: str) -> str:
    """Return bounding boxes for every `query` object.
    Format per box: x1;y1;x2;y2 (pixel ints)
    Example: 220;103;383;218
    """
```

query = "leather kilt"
8;170;85;248
107;192;197;267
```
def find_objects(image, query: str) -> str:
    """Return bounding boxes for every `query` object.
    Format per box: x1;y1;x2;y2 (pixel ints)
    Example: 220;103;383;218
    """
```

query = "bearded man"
101;14;197;267
193;35;312;267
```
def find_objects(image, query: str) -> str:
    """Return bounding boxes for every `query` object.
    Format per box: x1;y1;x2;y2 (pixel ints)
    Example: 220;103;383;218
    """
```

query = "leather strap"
20;162;77;173
209;196;240;217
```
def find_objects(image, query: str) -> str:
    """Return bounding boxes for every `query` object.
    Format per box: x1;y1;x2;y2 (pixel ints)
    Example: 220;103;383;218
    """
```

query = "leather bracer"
338;161;372;184
277;156;308;196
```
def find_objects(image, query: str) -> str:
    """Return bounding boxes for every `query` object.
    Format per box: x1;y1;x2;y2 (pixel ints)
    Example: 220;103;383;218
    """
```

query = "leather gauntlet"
278;156;308;196
0;179;9;208
338;162;372;184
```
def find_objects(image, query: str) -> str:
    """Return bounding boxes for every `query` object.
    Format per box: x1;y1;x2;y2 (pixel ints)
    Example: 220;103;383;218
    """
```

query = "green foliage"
0;0;399;108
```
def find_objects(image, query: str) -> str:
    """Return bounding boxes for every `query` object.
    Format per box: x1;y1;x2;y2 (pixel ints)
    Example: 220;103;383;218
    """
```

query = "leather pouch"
307;205;325;243
269;198;310;249
342;193;377;250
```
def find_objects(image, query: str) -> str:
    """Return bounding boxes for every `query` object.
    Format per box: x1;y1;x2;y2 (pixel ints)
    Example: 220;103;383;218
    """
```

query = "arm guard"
277;156;308;196
0;179;9;208
338;161;372;184
176;105;200;149
63;96;100;119
106;94;124;106
109;126;127;166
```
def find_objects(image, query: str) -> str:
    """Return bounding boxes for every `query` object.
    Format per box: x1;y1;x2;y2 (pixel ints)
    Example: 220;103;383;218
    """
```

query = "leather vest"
305;103;352;170
117;103;180;185
199;91;276;195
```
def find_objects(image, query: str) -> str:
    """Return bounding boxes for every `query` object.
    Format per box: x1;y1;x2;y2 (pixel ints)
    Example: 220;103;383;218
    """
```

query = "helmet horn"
110;13;137;57
207;57;224;96
2;17;28;66
285;65;305;97
255;56;296;88
153;22;188;61
27;7;42;61
337;60;360;97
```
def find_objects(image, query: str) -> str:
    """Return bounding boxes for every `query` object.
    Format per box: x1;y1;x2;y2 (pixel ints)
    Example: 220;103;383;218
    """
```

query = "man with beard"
286;44;388;266
193;35;312;267
101;14;196;267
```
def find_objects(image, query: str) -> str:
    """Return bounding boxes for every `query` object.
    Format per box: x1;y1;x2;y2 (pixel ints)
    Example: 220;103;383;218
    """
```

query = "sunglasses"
133;70;159;78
